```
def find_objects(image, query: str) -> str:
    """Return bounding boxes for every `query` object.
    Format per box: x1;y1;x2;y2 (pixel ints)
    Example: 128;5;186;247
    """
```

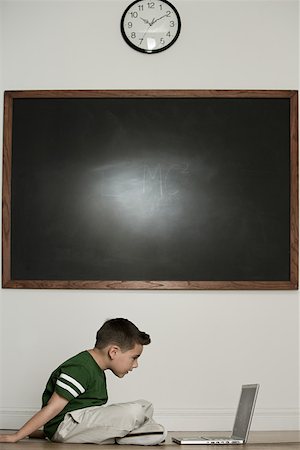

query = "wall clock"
121;0;181;54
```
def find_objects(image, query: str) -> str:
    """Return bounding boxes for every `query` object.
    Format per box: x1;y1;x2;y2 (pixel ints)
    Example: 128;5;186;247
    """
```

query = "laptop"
172;384;259;445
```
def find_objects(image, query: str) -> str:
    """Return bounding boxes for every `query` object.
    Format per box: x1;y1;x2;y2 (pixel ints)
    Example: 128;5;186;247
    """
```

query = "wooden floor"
0;431;299;449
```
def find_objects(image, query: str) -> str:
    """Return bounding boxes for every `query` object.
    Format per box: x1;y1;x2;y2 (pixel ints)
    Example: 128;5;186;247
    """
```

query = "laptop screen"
232;384;259;440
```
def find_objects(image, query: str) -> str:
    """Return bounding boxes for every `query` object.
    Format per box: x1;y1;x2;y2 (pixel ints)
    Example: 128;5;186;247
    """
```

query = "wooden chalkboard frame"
2;89;299;290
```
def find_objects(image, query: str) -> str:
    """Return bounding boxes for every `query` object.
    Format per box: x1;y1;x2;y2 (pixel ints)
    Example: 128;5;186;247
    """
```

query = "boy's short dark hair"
95;318;151;351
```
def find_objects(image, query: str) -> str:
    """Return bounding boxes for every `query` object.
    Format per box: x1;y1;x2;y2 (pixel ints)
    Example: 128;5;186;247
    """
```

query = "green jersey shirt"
42;351;108;439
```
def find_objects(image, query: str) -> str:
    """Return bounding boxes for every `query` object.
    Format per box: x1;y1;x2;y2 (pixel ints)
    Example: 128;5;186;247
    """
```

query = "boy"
0;318;166;445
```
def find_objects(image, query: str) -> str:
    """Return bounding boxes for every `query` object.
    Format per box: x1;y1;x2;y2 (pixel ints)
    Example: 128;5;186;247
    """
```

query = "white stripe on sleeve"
56;379;79;398
60;373;85;394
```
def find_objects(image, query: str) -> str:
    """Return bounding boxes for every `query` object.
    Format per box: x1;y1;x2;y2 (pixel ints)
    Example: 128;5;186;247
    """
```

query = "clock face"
121;0;181;54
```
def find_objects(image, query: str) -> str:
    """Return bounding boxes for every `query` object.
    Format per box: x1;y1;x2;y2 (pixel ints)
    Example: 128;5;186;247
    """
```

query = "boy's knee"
135;399;153;409
104;400;154;433
127;403;145;425
125;400;153;428
135;399;154;419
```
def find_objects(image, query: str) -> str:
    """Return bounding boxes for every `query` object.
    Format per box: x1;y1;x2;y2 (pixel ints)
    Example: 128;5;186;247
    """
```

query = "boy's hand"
0;392;68;443
0;433;20;443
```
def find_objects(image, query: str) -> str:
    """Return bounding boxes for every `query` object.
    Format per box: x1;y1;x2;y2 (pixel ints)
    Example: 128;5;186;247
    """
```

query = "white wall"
0;0;299;431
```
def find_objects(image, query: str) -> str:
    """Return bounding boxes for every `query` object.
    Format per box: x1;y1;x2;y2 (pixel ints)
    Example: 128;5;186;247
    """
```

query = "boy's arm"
0;392;69;443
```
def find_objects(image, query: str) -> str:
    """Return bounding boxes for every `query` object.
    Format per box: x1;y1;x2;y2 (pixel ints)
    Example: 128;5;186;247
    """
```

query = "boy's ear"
108;345;121;360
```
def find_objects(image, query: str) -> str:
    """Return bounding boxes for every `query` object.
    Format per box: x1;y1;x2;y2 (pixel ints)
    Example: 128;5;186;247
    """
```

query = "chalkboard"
2;90;298;289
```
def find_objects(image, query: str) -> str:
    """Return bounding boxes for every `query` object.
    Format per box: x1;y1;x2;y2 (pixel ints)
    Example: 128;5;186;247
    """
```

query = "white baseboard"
0;408;38;430
1;407;299;431
154;408;300;431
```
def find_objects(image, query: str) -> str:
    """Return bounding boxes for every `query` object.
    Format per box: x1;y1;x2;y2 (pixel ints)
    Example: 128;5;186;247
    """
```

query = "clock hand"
140;17;151;25
151;14;168;25
139;21;154;46
139;17;157;48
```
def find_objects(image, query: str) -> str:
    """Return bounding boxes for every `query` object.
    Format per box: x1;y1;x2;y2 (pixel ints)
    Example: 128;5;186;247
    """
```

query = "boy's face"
109;343;143;378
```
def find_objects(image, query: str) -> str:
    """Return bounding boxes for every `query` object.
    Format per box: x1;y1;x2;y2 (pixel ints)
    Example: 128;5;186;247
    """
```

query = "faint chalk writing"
143;162;189;199
99;161;189;201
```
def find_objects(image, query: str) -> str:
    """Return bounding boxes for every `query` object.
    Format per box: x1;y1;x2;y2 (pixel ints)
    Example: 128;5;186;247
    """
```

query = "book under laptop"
172;384;259;445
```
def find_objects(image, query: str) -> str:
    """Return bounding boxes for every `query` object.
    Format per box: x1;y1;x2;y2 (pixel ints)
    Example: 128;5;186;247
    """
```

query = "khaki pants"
52;399;164;444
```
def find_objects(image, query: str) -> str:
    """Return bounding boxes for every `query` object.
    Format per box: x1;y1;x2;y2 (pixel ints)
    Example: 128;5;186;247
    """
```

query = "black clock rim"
120;0;181;54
